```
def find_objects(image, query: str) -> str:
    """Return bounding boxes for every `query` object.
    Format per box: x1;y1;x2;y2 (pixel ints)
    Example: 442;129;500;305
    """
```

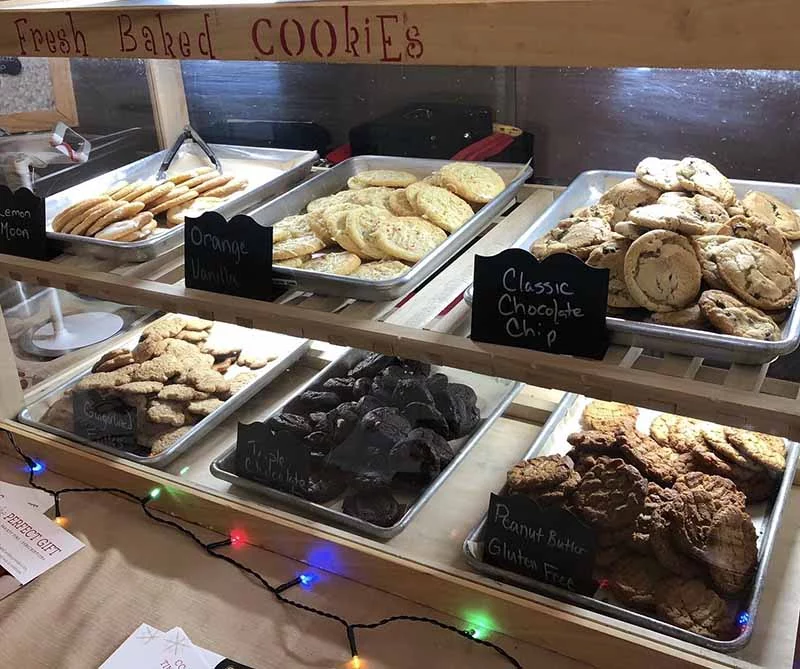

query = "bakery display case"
2;2;800;668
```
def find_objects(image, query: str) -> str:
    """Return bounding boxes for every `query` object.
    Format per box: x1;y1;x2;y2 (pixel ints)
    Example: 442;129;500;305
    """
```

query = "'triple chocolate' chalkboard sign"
184;212;273;301
471;249;609;359
483;493;597;595
72;390;137;452
0;186;47;260
235;421;310;496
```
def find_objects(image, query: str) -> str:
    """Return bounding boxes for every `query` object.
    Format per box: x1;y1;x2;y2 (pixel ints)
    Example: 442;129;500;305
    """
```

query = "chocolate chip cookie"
715;238;796;310
649;414;704;454
698;290;782;341
599;178;661;221
724;427;786;474
574;457;647;530
702;424;762;471
629;203;708;236
691;235;732;290
720;214;795;269
530;217;615;260
742;190;800;241
649;304;706;330
624;230;702;312
586;238;638;308
676;157;736;206
635;157;683;192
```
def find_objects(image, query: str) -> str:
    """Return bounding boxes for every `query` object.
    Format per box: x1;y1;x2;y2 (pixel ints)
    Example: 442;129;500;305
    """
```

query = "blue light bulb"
737;611;750;626
299;573;315;587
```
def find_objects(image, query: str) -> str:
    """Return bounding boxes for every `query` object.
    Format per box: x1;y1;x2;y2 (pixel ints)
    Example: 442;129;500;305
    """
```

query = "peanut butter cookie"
581;400;638;432
609;555;668;609
700;506;757;596
654;578;731;638
507;455;572;492
574;456;647;530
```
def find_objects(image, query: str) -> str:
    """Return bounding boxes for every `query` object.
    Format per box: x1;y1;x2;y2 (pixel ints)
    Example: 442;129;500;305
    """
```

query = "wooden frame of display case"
1;4;799;667
0;58;77;133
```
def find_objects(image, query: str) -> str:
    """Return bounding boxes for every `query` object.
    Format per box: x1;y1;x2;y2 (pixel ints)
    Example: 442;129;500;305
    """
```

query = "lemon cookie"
301;252;362;275
438;162;505;204
204;177;248;199
121;181;158;203
623;229;702;312
167;166;214;185
194;174;234;195
149;188;200;215
414;184;473;232
134;181;175;206
372;217;446;263
86;201;146;236
275;255;310;268
67;200;122;235
52;197;110;232
181;170;222;191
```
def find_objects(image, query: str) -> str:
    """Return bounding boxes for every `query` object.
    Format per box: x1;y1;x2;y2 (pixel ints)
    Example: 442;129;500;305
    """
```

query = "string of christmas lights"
5;431;523;669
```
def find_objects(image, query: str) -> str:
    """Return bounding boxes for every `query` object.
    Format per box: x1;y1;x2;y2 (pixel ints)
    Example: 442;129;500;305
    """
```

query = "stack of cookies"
51;166;248;242
247;351;481;527
41;314;275;457
504;399;787;640
530;156;799;340
271;162;506;279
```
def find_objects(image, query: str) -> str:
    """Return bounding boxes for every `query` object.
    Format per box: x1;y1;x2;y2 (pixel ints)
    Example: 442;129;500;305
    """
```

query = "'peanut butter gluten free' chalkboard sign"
185;212;272;301
0;185;47;260
471;249;609;359
235;421;310;496
483;493;597;595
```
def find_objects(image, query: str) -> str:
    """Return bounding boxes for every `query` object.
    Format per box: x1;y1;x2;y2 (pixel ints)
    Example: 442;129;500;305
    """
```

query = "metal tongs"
156;125;221;180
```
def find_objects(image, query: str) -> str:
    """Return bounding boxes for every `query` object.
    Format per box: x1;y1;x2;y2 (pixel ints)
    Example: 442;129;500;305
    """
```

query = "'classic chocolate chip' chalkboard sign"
0;185;47;260
184;212;273;301
235;421;310;496
471;249;609;359
72;390;137;452
483;493;597;595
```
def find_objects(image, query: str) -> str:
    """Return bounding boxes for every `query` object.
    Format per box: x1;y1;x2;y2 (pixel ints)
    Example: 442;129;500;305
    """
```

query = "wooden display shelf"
2;184;800;439
3;371;799;669
1;0;800;69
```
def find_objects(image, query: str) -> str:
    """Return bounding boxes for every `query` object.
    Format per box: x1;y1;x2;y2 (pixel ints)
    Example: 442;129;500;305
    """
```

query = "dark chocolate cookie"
355;394;384;417
400;358;432;376
303;471;348;504
350;470;394;492
390;427;455;481
268;413;312;438
392;378;435;407
353;377;372;398
425;373;449;394
342;488;404;527
402;402;450;437
322;377;356;400
433;388;481;439
347;353;400;378
286;391;341;414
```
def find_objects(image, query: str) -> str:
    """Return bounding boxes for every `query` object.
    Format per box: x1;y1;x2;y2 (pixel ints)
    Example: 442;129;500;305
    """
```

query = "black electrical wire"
5;431;523;668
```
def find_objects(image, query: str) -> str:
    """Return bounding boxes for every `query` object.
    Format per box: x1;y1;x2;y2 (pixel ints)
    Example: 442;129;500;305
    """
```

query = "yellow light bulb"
54;516;68;527
351;656;361;669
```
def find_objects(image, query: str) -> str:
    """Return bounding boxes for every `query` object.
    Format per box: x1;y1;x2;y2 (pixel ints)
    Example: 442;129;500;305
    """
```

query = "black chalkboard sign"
0;186;47;260
483;493;596;595
235;421;310;495
184;212;273;301
213;662;255;669
72;390;137;452
471;249;609;359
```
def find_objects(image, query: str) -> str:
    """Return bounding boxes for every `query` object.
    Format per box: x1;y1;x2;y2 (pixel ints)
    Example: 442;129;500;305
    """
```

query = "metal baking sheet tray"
463;392;799;652
210;348;522;539
46;144;318;263
501;170;800;363
248;155;532;301
17;322;311;468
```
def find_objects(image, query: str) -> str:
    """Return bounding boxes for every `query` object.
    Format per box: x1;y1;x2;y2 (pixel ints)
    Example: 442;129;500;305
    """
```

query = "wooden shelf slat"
3;0;800;68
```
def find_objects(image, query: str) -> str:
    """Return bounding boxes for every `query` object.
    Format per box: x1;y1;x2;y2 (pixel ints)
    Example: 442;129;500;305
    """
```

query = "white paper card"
100;624;212;669
0;481;54;513
0;494;84;584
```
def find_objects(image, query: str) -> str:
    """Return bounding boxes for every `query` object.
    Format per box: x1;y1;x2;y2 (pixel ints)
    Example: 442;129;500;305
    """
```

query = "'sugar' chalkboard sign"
72;390;137;452
0;186;47;260
235;421;310;496
471;249;609;359
184;212;272;301
483;493;597;595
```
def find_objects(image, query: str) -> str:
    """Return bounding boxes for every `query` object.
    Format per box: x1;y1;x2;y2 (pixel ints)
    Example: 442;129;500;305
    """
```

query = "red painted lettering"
251;18;274;56
279;18;305;57
179;30;190;57
377;15;400;62
310;19;337;58
118;14;137;52
156;13;176;58
343;6;360;56
406;25;423;59
199;12;215;59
